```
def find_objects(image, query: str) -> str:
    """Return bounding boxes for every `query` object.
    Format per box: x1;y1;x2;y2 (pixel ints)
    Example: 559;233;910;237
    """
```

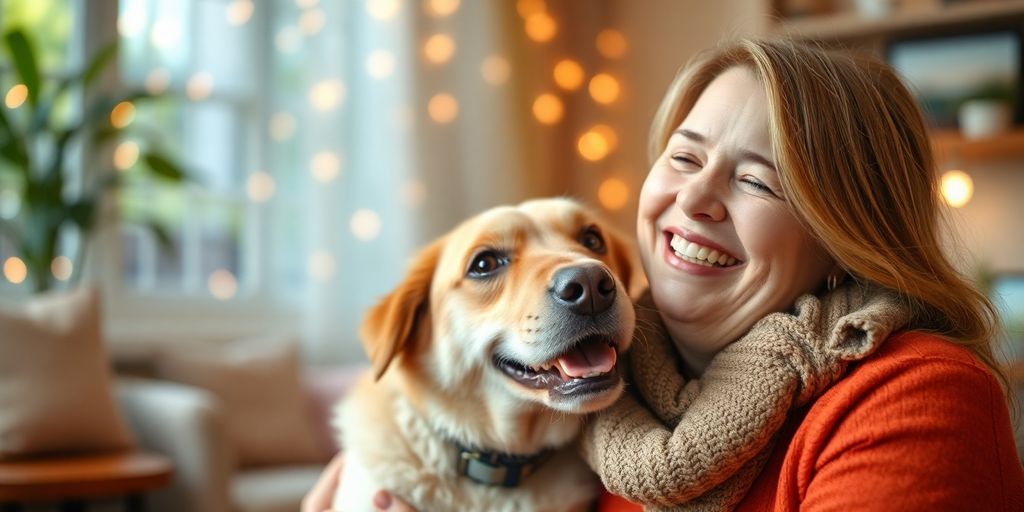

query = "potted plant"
0;27;186;293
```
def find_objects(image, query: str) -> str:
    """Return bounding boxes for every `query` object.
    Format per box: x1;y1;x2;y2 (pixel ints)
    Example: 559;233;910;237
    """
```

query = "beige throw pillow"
155;339;324;467
0;287;135;459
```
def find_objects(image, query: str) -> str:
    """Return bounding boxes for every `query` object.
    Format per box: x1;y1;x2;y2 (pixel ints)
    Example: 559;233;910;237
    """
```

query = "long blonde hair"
649;39;1010;397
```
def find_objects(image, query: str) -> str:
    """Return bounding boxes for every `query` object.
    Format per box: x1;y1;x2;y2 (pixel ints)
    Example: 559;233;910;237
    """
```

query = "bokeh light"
516;0;546;18
4;84;27;109
310;151;342;182
589;73;620;104
3;257;27;285
226;0;254;26
114;141;140;170
596;29;627;59
145;68;171;94
366;50;396;79
246;171;276;203
401;179;427;209
424;33;456;64
428;93;458;124
940;169;973;207
51;256;73;282
481;55;511;86
308;250;336;281
309;79;346;111
299;8;326;35
208;269;238;300
577;129;610;161
553;59;584;91
351;209;382;241
367;0;401;21
598;178;629;210
269;112;297;141
426;0;460;17
110;101;136;129
524;12;556;42
532;93;563;125
186;72;214;101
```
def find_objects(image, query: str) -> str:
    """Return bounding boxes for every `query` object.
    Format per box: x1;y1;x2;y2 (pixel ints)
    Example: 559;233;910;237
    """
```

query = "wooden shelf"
931;128;1024;162
773;0;1024;41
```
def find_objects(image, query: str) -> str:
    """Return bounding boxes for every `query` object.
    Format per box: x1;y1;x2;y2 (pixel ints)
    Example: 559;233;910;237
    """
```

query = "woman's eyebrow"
739;149;777;173
675;128;777;172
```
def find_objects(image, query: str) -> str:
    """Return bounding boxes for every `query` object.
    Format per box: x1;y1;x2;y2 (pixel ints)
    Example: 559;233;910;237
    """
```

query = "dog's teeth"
583;371;605;378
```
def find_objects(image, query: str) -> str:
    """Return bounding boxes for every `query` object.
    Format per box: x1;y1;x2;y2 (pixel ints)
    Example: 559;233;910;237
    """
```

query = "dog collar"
455;442;552;487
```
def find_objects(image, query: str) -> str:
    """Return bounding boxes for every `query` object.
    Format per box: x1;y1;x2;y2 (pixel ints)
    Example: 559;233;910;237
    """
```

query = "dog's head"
361;198;642;429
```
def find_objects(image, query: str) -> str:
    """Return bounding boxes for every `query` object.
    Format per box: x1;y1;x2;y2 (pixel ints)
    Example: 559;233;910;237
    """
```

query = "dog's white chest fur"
331;374;598;512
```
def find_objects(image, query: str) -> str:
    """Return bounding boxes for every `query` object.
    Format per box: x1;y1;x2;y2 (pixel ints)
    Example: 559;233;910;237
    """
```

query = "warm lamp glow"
110;101;136;128
578;130;610;161
589;73;620;104
5;84;27;109
940;169;973;207
524;12;556;42
598;178;629;210
596;29;627;59
4;257;27;284
423;33;456;64
532;93;563;125
351;209;382;241
208;269;238;300
428;93;458;124
481;55;511;85
553;59;584;91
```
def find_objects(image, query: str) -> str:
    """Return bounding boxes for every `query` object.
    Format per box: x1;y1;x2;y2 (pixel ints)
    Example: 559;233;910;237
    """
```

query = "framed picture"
886;29;1023;130
990;272;1024;364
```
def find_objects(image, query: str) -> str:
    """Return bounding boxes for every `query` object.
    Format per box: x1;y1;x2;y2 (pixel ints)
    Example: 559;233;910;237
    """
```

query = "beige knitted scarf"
580;283;911;511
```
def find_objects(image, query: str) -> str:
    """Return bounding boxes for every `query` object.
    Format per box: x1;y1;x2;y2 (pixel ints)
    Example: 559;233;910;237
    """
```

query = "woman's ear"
605;227;648;300
359;237;446;381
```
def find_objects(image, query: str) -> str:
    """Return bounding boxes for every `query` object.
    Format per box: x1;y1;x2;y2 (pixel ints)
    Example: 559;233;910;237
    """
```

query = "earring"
826;273;839;291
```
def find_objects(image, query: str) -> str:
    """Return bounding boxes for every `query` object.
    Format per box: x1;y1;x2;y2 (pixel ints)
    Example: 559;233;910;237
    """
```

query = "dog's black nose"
550;264;617;316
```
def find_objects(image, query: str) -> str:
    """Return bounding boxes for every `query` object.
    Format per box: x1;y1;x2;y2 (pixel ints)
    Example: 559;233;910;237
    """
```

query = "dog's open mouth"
493;334;620;397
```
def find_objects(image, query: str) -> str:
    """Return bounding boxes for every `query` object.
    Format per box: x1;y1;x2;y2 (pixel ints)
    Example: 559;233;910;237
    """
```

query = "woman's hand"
300;452;418;512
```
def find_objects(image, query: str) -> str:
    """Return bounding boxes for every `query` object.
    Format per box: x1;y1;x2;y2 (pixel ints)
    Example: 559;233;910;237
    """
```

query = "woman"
305;38;1024;511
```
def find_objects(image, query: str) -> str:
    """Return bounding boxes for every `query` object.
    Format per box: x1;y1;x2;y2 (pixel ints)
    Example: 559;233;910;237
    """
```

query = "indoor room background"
2;0;1023;371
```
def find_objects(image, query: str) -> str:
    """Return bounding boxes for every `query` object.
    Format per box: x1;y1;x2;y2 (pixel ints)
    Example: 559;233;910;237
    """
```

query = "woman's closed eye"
670;153;701;167
740;176;779;197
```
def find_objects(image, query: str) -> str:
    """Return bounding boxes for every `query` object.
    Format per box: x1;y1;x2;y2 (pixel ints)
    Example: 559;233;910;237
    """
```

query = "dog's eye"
579;227;607;254
467;250;508;278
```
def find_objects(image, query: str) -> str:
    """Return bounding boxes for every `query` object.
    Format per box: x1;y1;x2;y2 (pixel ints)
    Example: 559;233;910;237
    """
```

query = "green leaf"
82;40;117;89
0;91;29;172
142;219;174;252
142;152;187;182
67;198;97;231
4;29;41;107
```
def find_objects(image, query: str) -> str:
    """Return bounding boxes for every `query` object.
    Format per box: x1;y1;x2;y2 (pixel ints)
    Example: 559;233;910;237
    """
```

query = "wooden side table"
0;451;172;512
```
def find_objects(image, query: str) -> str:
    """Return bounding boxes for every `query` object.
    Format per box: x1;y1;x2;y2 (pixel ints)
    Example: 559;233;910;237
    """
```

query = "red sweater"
597;332;1024;511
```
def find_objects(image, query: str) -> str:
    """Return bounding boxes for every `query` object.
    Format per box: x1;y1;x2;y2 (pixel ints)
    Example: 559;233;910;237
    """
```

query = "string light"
577;129;610;161
589;73;620;104
524;12;556;42
428;93;458;124
940;169;973;207
596;29;627;59
553;59;584;91
424;33;456;64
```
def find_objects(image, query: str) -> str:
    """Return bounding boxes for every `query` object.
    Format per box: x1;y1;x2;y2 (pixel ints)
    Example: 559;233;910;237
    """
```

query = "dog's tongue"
556;342;617;378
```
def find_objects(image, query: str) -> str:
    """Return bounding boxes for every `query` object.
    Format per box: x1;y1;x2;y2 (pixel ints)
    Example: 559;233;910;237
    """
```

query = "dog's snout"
550;264;616;316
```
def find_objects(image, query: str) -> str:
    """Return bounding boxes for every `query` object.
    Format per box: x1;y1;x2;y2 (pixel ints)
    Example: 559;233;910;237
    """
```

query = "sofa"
112;346;364;512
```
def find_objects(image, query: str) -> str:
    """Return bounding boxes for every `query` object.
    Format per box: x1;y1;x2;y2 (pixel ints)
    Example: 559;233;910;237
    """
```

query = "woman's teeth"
669;235;738;267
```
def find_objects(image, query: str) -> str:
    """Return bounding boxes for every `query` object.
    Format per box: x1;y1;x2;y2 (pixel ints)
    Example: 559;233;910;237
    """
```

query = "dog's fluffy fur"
332;198;643;511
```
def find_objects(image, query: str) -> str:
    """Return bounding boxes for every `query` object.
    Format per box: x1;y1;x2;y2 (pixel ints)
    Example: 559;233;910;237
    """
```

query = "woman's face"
637;66;833;374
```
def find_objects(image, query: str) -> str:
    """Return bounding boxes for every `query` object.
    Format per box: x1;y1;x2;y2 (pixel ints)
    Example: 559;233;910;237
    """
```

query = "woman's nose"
674;167;727;221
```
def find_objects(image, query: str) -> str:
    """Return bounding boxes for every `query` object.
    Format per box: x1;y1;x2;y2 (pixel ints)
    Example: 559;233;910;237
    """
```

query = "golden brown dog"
332;198;643;511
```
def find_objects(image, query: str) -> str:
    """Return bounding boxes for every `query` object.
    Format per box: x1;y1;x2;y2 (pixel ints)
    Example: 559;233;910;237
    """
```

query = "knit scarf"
580;283;911;511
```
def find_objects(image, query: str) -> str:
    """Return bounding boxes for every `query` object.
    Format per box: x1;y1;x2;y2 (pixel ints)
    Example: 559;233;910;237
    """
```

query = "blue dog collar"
455;442;552;487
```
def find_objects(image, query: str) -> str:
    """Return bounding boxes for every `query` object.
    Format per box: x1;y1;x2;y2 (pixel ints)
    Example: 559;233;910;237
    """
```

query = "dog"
331;197;643;511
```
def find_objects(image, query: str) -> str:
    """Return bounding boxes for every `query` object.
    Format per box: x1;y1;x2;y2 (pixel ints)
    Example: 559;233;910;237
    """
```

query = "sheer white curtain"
286;1;547;363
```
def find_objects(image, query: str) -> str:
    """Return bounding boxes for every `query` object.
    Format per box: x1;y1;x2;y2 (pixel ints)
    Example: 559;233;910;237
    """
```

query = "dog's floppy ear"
604;226;647;300
360;237;446;381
